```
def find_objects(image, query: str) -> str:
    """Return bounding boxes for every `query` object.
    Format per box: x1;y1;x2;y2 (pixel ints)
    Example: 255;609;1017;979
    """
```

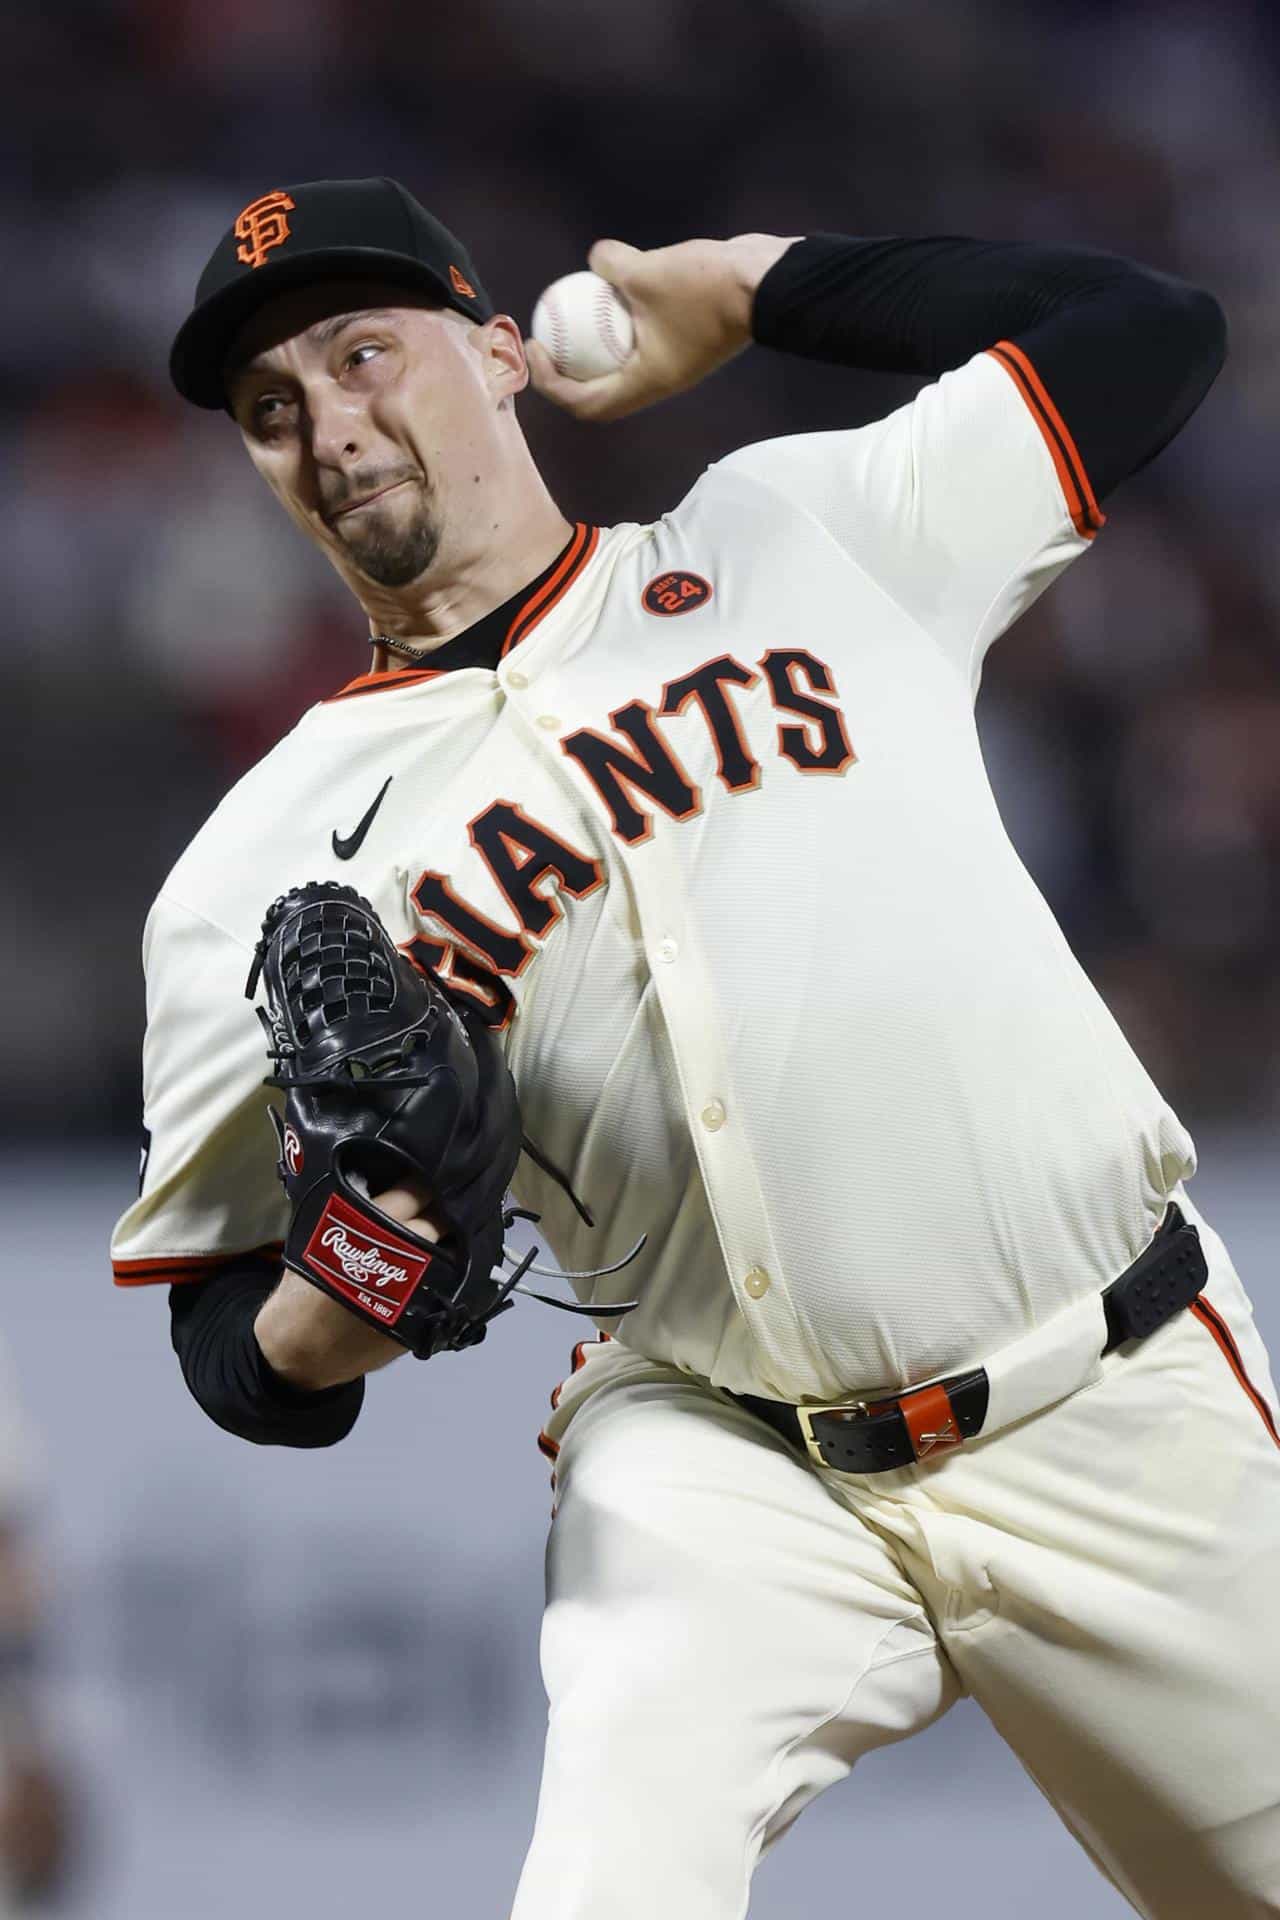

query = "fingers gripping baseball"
527;236;758;423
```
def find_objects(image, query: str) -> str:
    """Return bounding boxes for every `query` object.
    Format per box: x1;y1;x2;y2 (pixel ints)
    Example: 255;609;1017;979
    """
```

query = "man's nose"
306;384;362;467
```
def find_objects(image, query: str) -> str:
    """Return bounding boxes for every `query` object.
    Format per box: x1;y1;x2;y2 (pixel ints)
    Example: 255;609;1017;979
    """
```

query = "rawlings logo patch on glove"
303;1193;434;1324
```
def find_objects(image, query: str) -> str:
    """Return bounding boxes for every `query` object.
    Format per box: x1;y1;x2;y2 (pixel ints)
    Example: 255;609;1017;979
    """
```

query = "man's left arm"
747;232;1225;506
528;229;1225;501
528;231;1225;678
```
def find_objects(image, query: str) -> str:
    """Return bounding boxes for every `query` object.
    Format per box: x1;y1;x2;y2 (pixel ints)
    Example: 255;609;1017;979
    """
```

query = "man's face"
225;280;513;591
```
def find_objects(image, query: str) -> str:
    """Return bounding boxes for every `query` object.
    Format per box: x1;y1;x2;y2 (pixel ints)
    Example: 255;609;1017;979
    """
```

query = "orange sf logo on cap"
449;263;477;298
235;190;296;270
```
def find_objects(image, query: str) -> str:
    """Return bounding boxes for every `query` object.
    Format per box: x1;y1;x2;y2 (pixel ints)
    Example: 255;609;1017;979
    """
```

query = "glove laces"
495;1133;646;1321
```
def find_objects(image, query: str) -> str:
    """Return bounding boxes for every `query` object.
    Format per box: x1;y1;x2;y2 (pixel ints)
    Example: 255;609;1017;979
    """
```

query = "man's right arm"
113;890;420;1448
119;888;477;1445
170;1260;367;1449
171;1181;439;1446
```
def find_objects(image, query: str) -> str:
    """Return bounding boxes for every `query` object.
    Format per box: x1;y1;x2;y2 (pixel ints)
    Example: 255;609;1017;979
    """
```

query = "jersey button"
505;669;529;690
744;1266;771;1300
700;1098;726;1132
656;937;679;964
536;713;561;731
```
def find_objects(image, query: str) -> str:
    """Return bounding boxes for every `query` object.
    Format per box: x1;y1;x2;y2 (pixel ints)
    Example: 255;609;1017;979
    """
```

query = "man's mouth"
329;479;413;521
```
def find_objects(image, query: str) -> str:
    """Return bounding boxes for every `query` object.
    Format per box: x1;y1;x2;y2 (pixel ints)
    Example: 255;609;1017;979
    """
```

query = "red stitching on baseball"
545;292;569;376
594;281;629;366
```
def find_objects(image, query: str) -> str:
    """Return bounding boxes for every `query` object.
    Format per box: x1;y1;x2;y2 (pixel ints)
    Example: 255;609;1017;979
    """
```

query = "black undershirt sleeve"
750;235;1226;502
170;1263;365;1449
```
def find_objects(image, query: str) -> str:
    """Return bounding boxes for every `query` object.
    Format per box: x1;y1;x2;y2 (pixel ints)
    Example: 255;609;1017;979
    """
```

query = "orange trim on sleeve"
112;1242;284;1288
1190;1298;1280;1449
986;340;1105;541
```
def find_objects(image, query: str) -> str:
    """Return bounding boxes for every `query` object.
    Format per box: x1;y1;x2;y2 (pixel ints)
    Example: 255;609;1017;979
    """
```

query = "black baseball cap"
169;176;494;410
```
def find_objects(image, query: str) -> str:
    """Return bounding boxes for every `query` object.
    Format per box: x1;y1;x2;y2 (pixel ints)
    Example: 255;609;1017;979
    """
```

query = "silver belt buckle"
794;1399;869;1469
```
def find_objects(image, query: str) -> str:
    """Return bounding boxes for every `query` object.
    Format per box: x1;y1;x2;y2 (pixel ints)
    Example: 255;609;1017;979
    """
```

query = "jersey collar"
326;523;599;703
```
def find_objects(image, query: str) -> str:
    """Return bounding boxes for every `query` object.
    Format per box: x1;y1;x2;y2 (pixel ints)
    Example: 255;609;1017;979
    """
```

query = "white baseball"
530;270;635;382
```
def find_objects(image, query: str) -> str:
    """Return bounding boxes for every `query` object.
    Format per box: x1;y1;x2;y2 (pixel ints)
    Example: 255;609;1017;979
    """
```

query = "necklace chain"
369;631;438;662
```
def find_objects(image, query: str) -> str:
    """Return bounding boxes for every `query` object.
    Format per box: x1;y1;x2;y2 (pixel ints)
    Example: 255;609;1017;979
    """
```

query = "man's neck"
360;498;574;670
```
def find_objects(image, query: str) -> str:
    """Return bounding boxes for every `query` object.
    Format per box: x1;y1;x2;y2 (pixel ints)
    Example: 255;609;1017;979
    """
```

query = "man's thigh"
859;1244;1280;1918
512;1358;956;1920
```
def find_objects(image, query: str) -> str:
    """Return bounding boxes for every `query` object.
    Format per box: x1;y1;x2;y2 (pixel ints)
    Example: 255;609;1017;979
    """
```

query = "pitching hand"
526;233;796;424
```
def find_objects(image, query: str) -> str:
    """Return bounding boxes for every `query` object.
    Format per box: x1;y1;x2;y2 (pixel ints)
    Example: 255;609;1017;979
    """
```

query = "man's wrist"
253;1274;359;1391
722;233;803;337
254;1267;405;1391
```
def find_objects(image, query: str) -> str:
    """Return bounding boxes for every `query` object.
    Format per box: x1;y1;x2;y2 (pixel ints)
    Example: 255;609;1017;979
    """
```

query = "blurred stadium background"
3;0;1278;1912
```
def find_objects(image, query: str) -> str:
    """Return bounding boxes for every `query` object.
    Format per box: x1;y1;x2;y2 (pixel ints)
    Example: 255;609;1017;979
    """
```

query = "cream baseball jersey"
112;343;1195;1403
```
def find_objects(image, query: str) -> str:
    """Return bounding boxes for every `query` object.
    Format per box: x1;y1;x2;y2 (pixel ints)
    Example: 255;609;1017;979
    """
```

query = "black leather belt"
730;1204;1207;1474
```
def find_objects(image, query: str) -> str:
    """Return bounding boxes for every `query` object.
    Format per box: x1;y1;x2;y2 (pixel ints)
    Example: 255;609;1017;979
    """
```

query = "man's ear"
475;313;530;402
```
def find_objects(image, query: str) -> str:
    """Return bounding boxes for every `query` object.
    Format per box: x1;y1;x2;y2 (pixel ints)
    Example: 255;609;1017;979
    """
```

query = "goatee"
344;513;439;588
334;486;439;588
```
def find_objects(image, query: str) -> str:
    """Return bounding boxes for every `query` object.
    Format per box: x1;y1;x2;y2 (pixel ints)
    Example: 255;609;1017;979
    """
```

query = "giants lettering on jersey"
402;646;854;1024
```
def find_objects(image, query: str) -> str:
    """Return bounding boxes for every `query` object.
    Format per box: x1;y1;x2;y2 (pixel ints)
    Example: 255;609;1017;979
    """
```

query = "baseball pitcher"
112;177;1280;1916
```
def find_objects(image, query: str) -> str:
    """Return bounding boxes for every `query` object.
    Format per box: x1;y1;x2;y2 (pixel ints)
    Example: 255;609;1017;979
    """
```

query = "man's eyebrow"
307;308;394;348
227;308;398;394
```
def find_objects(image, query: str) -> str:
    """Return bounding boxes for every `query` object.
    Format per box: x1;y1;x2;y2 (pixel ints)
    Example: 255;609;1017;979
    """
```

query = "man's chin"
340;524;438;590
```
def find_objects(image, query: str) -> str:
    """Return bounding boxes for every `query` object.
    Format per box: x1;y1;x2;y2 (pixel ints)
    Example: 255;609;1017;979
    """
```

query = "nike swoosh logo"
332;775;393;861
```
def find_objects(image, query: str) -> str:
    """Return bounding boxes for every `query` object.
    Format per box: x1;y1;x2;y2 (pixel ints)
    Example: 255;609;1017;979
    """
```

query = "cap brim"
169;247;469;410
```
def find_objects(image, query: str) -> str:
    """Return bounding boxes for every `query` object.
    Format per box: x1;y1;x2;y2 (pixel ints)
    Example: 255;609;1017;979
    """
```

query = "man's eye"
345;343;382;370
255;395;290;423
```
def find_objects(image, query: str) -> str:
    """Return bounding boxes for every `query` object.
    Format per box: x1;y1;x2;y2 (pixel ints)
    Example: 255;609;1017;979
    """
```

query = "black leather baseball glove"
244;883;525;1357
245;882;641;1360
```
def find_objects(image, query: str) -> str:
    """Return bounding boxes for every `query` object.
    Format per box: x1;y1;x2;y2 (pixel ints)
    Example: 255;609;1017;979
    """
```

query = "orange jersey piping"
986;340;1105;540
536;1332;611;1465
501;523;599;659
1191;1297;1280;1449
112;1242;283;1288
325;666;446;704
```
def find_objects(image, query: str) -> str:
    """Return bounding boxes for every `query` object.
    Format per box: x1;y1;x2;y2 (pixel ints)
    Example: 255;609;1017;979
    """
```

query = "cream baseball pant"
511;1202;1280;1920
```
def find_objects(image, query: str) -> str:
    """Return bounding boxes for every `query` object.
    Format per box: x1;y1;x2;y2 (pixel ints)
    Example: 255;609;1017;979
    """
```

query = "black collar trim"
326;524;596;703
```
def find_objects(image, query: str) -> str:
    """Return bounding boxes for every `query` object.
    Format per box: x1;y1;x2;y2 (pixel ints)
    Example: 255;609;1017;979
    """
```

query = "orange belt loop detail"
899;1382;965;1461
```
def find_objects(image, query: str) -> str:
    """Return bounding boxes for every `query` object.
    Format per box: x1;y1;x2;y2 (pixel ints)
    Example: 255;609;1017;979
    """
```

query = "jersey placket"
496;598;813;1403
619;846;812;1399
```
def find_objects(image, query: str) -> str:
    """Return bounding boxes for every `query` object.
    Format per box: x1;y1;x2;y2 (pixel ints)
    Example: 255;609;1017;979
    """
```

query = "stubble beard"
336;484;440;588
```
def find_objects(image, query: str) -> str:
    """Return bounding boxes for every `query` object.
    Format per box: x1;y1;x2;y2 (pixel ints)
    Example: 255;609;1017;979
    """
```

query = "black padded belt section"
1101;1203;1206;1351
733;1204;1206;1474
